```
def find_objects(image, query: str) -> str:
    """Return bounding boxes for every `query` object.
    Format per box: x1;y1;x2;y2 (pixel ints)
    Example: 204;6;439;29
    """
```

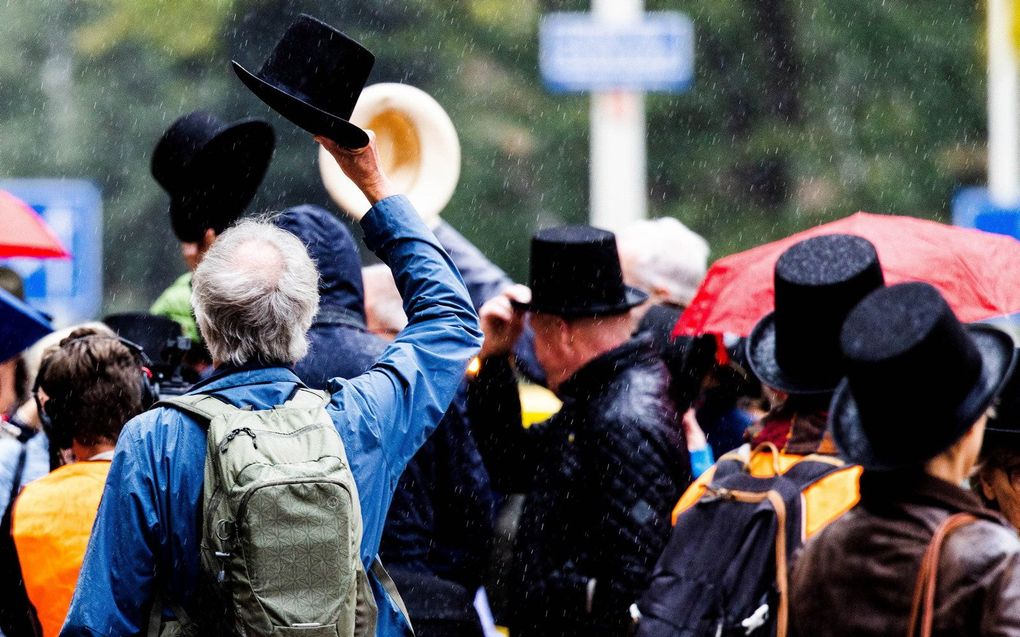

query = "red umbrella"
0;190;70;258
674;212;1020;337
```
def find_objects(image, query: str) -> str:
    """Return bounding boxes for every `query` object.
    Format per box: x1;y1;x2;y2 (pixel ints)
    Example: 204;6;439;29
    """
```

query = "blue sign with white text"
539;12;695;93
0;179;102;327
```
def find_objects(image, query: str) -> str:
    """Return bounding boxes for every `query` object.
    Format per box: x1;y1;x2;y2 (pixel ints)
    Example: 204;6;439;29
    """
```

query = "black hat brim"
232;61;369;149
510;286;649;318
168;118;275;242
830;324;1017;471
746;312;840;395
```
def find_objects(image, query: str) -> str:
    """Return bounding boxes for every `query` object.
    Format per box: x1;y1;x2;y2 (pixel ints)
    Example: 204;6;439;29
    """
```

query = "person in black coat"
273;205;494;637
468;226;691;637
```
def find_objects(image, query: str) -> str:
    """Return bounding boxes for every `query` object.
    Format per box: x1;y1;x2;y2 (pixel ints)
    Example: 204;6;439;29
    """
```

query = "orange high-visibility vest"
11;460;111;637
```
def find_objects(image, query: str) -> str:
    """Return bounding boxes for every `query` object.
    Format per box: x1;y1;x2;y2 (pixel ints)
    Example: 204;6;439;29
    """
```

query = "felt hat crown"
517;225;648;318
747;234;884;394
151;111;274;243
232;14;375;148
831;282;1015;470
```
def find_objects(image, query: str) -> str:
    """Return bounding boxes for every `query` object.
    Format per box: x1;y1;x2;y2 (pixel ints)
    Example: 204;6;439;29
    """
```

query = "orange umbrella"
0;190;70;258
675;212;1020;337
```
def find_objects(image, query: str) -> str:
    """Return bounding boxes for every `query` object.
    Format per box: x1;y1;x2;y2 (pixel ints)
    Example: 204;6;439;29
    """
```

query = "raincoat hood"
274;204;365;321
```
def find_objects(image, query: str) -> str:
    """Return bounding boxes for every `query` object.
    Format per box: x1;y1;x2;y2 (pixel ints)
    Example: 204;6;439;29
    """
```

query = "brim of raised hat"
509;286;649;318
746;312;841;395
232;61;369;149
168;119;275;242
830;324;1017;471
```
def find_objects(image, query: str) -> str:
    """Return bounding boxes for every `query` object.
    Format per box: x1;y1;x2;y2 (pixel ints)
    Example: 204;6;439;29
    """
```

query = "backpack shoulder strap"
283;387;330;409
779;454;848;490
154;394;239;424
371;557;415;636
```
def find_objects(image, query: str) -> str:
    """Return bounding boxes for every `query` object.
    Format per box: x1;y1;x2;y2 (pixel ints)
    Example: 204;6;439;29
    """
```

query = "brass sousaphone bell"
319;83;461;227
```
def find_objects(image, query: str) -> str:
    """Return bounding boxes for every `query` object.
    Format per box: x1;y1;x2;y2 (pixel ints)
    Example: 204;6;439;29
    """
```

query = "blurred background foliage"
0;0;988;311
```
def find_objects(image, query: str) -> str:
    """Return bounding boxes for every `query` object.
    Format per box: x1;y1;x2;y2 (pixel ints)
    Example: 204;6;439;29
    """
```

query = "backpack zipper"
219;427;258;453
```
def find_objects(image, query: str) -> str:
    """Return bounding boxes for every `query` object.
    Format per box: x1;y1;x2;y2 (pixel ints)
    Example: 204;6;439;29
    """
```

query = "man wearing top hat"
149;111;275;347
790;282;1020;636
468;226;690;636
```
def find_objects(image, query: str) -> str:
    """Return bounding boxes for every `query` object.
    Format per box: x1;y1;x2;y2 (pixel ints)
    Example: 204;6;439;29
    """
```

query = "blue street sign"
539;12;695;93
952;186;1020;240
0;179;102;327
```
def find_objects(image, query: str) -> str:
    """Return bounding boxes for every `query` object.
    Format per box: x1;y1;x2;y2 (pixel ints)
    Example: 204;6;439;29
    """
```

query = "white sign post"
988;0;1020;207
539;7;694;231
590;0;645;232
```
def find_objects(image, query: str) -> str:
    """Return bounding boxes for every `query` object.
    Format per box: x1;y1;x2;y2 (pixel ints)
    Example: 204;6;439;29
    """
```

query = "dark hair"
37;329;143;447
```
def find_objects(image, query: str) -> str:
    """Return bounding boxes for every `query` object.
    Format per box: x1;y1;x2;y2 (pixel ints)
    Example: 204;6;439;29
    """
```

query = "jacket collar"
558;335;656;401
860;469;998;521
188;361;302;395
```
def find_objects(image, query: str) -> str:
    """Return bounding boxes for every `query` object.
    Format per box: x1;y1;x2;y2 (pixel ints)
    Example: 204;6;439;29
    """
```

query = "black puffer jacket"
469;336;691;637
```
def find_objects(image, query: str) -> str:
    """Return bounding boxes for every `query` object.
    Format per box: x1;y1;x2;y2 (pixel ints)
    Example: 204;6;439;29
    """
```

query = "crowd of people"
2;13;1020;637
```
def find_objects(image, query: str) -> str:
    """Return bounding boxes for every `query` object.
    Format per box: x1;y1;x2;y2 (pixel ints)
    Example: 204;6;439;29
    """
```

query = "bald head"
192;220;320;366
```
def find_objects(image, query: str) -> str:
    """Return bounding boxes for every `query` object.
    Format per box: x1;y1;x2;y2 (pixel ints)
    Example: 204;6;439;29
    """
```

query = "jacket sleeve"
327;195;482;485
61;419;160;636
466;354;550;493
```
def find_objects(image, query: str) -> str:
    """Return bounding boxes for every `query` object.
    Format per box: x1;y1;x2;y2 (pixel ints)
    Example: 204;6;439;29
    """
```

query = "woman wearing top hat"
790;282;1020;637
974;357;1020;531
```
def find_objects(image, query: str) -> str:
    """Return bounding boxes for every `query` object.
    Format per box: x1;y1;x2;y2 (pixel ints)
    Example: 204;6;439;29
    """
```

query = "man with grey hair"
63;133;483;637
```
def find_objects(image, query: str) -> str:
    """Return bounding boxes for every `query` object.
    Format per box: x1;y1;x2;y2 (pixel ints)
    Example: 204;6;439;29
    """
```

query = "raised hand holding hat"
316;133;395;221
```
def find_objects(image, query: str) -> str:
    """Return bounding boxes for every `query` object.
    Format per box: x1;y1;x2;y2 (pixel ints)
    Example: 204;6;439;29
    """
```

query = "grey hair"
616;217;710;307
192;219;319;366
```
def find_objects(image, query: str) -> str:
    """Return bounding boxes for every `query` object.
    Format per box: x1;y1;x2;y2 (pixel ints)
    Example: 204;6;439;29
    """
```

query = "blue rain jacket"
61;195;482;636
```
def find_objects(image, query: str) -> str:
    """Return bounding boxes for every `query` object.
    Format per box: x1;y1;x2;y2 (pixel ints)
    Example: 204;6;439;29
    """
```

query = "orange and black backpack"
633;446;850;637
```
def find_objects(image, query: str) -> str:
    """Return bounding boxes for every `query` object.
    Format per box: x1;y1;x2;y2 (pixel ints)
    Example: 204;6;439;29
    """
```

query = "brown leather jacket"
790;471;1020;637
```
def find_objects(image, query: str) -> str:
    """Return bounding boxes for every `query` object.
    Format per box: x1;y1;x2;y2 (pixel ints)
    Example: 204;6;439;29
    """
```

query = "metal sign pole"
590;0;646;231
988;0;1020;206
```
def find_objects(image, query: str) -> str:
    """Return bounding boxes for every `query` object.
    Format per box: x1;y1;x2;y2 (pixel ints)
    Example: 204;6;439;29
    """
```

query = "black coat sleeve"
467;354;550;493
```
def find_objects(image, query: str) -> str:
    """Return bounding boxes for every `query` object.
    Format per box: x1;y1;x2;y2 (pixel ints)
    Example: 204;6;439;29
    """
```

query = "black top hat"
747;234;884;395
514;225;648;318
152;111;275;243
232;14;374;148
830;282;1016;471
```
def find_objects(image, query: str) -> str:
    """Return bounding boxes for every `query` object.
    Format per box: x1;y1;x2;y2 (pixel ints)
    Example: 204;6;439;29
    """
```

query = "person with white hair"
62;133;482;637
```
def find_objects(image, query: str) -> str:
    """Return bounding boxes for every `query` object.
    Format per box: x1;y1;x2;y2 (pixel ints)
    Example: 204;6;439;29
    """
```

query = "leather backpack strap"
905;512;977;637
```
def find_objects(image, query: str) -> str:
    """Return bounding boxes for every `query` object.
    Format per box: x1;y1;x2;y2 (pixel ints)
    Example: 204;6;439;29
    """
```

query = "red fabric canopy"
674;212;1020;337
0;190;70;259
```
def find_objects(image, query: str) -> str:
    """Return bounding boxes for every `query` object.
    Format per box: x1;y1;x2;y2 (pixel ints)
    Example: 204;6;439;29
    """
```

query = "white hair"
192;220;319;366
616;217;710;307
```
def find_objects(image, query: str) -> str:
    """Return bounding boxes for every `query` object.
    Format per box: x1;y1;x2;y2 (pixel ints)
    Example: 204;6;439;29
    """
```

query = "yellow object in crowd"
671;446;862;539
12;460;112;637
519;382;561;428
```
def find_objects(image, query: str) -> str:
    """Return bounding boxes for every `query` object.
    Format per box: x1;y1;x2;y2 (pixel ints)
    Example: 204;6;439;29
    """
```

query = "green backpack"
151;388;410;637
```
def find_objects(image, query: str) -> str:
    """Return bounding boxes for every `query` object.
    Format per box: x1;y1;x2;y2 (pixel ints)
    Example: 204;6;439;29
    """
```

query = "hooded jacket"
273;205;386;386
277;206;495;612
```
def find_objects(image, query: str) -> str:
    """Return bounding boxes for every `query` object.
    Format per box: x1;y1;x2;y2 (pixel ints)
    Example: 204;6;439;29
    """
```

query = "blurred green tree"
0;0;988;314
